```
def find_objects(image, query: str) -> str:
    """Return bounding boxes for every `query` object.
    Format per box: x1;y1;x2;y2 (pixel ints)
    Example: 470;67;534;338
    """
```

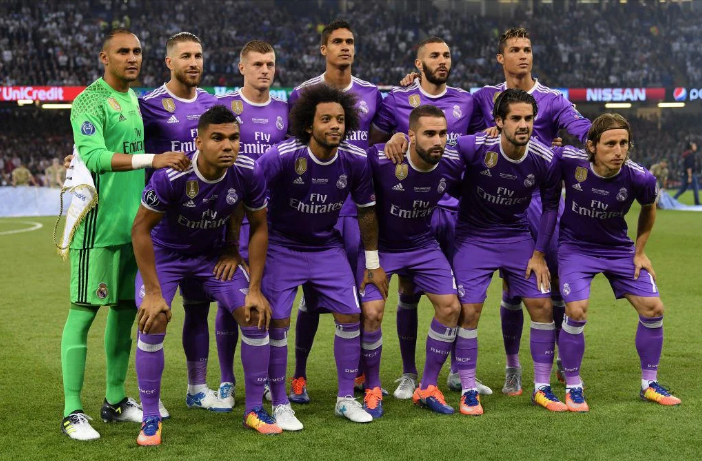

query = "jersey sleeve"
467;89;488;133
455;134;478;164
256;146;283;185
141;170;174;213
371;90;397;134
288;88;301;112
243;161;269;211
552;95;591;144
70;92;114;173
350;154;376;208
635;168;659;206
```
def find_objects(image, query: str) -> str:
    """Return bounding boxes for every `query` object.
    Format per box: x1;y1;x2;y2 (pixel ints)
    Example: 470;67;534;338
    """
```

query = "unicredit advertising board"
0;86;85;101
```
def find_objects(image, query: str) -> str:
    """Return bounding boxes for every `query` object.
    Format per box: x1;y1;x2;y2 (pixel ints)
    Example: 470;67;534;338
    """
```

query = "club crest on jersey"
484;151;498;168
226;188;238;205
575;166;588;183
395;164;409;181
409;94;421;108
336;174;348;189
161;98;176;113
96;282;108;299
438;178;447;193
231;100;244;115
295;158;307;175
616;187;628;202
276;116;284;130
524;174;535;187
107;97;121;112
358;100;369;115
452;105;462;119
186;180;199;199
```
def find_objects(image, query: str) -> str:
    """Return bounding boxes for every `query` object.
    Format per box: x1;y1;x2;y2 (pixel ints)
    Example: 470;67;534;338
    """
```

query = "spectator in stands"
673;142;700;205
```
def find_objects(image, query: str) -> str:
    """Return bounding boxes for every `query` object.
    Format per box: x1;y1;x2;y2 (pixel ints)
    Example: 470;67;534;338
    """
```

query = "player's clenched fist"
152;151;191;171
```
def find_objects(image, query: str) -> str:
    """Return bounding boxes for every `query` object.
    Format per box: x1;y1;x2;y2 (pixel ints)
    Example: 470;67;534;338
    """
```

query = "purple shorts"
558;245;660;303
135;246;249;314
453;238;550;304
431;206;457;261
262;243;360;320
357;244;457;302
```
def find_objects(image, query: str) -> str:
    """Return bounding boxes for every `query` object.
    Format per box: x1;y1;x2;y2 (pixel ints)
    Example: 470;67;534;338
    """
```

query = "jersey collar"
193;150;227;183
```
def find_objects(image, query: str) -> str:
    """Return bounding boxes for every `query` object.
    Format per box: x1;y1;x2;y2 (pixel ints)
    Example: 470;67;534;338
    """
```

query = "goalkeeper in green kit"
61;28;190;441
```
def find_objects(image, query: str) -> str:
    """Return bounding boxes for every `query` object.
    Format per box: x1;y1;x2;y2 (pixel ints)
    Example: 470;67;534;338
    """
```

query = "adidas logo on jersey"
480;169;492;177
183;199;196;207
392;183;405;191
118;114;127;122
293;177;305;185
572;183;583;191
167;115;179;124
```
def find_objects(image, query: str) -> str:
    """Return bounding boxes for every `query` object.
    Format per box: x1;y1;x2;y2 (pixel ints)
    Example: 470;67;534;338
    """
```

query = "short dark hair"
416;37;447;58
197;105;238;132
289;84;360;145
492;88;538;123
166;32;202;55
240;40;275;61
499;27;530;54
409;105;446;131
586;113;632;161
321;19;353;46
102;28;136;50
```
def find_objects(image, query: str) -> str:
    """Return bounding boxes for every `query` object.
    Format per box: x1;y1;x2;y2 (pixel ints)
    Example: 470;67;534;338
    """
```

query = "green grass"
0;192;700;461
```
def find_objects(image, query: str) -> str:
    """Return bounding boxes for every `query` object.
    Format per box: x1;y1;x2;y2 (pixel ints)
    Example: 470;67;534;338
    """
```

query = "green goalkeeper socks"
61;304;98;417
104;301;136;405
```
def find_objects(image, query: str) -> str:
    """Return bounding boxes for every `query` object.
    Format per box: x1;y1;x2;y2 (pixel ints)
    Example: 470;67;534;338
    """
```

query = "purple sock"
294;306;320;379
240;326;270;413
397;294;420;375
216;306;238;384
268;327;289;406
553;298;565;344
530;322;556;386
500;293;523;369
454;327;478;390
422;319;455;388
182;304;209;386
558;316;587;387
361;328;382;389
136;332;165;420
334;321;361;398
636;315;663;381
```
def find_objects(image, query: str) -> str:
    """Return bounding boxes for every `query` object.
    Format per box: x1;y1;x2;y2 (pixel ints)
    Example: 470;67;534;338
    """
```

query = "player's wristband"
365;250;380;270
131;154;155;170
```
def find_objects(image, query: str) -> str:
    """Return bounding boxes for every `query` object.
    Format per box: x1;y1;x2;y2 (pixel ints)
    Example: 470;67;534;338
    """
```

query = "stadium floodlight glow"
17;99;34;106
42;103;73;109
657;102;685;108
604;103;632;109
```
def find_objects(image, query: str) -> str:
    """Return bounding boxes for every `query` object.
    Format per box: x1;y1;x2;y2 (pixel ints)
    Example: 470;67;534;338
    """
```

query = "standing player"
258;84;387;429
361;105;463;418
61;28;189;441
553;113;681;412
287;20;382;402
139;32;230;412
132;105;276;444
451;89;564;415
369;36;487;398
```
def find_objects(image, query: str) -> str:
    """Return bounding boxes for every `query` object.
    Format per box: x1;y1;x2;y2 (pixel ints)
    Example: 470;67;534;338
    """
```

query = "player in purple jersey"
360;105;463;418
214;40;289;405
257;84;387;429
288;20;383;401
451;89;565;415
550;114;681;412
131;106;279;444
138;32;234;413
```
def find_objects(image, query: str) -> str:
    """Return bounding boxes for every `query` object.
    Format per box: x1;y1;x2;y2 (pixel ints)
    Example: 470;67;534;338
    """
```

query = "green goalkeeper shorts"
70;243;137;306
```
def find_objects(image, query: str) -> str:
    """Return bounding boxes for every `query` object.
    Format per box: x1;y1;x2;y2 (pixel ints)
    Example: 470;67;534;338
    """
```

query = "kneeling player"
360;105;462;417
132;106;278;445
554;113;681;412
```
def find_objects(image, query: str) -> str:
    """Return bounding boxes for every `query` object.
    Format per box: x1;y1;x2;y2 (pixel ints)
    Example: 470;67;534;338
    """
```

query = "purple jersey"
556;147;658;253
471;80;591;145
142;151;267;255
368;143;463;251
140;85;217;154
455;134;560;244
215;90;289;160
257;138;375;251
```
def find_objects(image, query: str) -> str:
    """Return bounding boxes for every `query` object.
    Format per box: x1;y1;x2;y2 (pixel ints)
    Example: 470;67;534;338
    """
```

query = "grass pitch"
0;192;699;461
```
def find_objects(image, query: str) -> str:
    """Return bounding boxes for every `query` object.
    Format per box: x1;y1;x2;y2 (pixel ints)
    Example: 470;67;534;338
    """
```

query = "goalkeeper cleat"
532;386;568;412
136;416;162;446
412;385;455;414
640;382;681;406
565;387;589;412
62;411;100;441
243;406;282;435
101;397;142;423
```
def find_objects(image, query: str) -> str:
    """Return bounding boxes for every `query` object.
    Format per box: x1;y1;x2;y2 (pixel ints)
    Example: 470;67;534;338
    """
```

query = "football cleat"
289;376;310;404
447;371;462;392
335;396;373;423
412;385;455;414
101;397;142;423
158;399;170;420
393;373;418;400
363;387;384;419
640;382;681;406
502;367;523;396
61;411;100;441
272;403;304;431
218;382;235;409
556;359;566;384
354;374;366;392
186;388;231;412
532;386;568;412
263;379;272;402
476;379;493;396
243;406;282;435
459;390;484;416
565;387;589;412
136;416;162;446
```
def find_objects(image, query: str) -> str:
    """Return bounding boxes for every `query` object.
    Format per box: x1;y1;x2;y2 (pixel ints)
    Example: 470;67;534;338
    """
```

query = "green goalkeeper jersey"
70;78;145;249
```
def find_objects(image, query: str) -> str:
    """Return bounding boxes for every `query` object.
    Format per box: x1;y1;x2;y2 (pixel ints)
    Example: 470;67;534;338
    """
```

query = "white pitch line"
0;221;44;236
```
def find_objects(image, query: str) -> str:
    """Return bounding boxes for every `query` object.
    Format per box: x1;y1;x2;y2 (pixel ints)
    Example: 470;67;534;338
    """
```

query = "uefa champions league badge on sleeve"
80;121;96;136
